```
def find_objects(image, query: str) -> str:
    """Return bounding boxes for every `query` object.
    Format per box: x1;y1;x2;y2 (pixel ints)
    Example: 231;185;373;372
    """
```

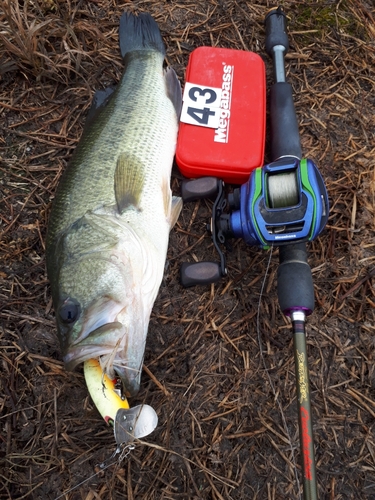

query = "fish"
46;12;182;398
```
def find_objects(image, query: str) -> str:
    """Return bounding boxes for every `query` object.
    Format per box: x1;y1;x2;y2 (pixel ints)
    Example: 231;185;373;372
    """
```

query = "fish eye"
59;298;80;324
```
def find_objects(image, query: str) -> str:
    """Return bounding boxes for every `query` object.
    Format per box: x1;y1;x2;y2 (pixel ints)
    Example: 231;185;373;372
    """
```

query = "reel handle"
180;177;227;288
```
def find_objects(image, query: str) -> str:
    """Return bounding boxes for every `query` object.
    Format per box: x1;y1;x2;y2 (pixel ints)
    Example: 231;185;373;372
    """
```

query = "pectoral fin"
161;176;182;228
170;196;182;228
114;153;145;213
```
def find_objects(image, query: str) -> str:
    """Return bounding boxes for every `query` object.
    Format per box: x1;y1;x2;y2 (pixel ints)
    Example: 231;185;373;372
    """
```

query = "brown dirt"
1;0;375;499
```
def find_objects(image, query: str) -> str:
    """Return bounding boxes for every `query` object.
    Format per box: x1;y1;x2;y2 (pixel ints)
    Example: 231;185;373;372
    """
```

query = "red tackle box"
176;46;266;185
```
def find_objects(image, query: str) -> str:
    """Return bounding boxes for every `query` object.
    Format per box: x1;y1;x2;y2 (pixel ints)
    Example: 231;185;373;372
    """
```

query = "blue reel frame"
230;157;329;249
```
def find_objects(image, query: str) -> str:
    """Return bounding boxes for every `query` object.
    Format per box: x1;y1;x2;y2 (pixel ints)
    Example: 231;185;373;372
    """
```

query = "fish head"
53;253;147;397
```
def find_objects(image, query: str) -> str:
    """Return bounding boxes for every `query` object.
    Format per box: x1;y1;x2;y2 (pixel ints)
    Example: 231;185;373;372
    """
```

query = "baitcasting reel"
180;156;329;287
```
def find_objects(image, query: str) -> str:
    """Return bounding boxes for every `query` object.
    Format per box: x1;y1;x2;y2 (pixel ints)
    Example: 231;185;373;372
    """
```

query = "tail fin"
119;12;165;59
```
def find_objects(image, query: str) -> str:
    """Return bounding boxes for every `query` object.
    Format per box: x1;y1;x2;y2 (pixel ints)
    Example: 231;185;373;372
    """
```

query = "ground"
1;0;375;499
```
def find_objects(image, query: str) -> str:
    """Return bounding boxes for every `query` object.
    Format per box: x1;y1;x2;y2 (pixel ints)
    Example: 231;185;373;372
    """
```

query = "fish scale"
47;52;175;243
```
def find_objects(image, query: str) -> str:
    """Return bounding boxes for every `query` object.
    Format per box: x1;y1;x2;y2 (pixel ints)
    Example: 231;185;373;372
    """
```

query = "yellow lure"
83;358;129;425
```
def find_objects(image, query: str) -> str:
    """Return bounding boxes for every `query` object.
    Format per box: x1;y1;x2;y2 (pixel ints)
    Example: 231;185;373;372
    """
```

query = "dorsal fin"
164;67;182;118
85;87;116;128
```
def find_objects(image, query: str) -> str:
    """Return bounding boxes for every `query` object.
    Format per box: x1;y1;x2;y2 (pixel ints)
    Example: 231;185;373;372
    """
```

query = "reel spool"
267;171;299;208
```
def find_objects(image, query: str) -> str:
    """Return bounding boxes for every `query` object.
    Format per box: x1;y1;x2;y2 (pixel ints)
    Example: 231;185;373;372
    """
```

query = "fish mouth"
63;321;124;367
63;321;143;397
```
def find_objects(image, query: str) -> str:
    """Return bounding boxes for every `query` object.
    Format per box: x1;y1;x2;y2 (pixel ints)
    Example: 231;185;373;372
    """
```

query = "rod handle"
270;82;302;160
265;7;289;56
277;243;314;315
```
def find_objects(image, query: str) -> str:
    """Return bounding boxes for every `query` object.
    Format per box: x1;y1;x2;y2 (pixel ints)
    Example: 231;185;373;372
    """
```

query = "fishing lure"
84;358;158;445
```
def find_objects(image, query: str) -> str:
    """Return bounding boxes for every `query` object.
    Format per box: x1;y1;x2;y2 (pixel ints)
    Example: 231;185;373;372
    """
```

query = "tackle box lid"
176;46;266;185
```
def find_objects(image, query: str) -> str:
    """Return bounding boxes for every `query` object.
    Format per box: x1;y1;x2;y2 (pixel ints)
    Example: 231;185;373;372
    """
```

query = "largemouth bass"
46;12;182;398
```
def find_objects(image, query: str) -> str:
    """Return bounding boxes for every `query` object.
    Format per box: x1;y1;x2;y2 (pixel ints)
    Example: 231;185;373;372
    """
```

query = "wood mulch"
1;0;374;498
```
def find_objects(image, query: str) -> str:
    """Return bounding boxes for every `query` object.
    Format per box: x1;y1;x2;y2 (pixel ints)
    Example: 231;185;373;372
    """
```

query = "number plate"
180;83;222;129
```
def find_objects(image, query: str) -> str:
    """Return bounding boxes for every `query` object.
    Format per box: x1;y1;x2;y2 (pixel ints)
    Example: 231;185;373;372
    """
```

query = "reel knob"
181;177;220;202
180;261;222;287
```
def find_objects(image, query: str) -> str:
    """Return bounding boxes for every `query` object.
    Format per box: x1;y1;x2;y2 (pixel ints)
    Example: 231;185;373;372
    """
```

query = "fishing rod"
265;8;323;499
178;7;329;499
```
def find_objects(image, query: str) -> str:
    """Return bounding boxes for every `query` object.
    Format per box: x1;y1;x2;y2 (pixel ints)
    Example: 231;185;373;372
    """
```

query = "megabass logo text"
214;64;234;143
